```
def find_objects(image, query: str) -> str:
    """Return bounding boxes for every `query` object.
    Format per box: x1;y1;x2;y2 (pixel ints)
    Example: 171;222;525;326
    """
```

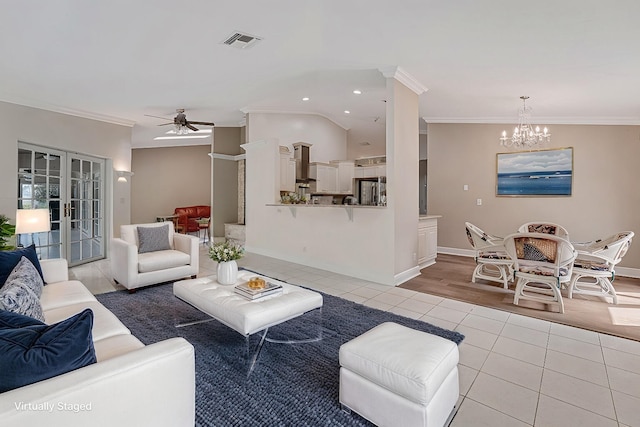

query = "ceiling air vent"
222;32;262;49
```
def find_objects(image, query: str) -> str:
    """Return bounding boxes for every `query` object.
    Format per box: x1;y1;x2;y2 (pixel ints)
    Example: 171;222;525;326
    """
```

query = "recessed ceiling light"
302;97;310;101
353;90;362;95
344;110;351;114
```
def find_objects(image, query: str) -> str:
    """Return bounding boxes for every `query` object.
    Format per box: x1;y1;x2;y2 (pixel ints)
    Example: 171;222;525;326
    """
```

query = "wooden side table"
156;214;184;233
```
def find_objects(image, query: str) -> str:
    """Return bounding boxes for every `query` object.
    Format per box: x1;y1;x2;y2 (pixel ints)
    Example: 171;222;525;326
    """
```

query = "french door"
18;143;106;266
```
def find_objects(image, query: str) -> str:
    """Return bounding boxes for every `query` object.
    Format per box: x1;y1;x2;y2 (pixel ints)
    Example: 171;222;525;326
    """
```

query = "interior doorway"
18;143;106;266
419;159;428;215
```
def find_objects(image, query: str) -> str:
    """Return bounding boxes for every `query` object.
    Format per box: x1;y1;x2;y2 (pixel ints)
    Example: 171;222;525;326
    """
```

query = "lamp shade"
116;170;134;183
15;209;51;234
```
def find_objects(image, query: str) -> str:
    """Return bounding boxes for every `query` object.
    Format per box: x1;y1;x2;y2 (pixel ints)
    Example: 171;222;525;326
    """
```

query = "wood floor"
401;254;640;342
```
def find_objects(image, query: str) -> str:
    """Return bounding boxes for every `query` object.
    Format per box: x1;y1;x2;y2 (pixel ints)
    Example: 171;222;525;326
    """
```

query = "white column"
380;67;428;284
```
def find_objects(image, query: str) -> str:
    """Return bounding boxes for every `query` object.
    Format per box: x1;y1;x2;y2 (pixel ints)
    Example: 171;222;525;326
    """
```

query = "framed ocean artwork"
496;147;573;196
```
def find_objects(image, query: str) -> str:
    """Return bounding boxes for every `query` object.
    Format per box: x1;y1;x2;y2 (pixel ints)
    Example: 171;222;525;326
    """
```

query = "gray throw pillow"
137;224;171;253
0;256;45;321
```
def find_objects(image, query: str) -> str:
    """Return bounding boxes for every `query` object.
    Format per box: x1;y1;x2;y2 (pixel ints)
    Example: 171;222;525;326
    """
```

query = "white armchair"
111;222;199;291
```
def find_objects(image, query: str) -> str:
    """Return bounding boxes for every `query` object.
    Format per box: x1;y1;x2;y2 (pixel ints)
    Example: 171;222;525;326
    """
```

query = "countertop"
268;205;441;214
267;203;386;209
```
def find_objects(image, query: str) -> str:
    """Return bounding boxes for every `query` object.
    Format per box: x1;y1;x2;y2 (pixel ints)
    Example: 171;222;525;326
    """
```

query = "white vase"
217;260;238;285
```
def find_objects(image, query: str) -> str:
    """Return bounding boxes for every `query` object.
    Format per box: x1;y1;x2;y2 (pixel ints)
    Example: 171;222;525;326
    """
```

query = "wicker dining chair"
465;222;513;289
568;231;634;304
503;232;577;314
518;222;570;240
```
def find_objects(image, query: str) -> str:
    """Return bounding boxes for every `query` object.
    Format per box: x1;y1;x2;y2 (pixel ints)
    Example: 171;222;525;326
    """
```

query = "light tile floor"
71;248;640;427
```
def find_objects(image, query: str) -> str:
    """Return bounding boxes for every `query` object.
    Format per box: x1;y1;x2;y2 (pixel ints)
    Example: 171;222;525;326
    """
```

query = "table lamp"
15;208;51;247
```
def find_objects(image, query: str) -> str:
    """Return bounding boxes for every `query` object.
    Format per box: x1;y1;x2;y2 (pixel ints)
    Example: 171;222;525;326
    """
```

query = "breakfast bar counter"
266;203;386;221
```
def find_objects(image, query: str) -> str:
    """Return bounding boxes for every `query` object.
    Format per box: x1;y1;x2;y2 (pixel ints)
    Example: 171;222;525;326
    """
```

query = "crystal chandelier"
500;96;550;148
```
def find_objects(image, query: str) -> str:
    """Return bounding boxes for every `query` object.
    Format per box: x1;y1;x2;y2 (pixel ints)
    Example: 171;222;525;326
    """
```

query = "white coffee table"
173;270;323;374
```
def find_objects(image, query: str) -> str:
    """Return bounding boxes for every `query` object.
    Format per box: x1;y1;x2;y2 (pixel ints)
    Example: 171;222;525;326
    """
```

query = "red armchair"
173;205;210;233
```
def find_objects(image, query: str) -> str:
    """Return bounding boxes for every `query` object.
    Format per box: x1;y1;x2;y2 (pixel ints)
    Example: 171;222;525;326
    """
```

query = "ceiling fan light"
174;124;189;135
166;129;211;135
153;135;211;141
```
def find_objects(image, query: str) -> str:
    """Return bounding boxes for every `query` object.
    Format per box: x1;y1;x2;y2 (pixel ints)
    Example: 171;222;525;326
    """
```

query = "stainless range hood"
293;142;313;183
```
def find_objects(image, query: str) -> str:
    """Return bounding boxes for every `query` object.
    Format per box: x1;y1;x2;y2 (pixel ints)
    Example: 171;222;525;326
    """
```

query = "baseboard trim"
394;266;421;286
615;266;640;279
438;246;475;258
437;246;640;279
419;259;436;270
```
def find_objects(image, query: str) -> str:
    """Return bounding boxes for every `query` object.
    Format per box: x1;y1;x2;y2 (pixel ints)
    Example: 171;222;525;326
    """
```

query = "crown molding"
208;153;246;161
378;66;428;95
422;115;640;125
0;96;136;127
132;140;212;149
240;107;351;130
240;139;269;152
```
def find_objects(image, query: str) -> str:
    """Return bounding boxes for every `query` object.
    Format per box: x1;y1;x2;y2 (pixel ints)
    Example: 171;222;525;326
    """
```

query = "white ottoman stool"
339;322;459;427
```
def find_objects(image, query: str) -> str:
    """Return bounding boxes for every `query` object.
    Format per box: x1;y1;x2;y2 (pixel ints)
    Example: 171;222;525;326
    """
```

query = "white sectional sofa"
0;258;196;427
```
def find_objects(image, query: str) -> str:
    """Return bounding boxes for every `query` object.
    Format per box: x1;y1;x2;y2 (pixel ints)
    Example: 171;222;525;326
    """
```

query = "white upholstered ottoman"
339;322;459;427
173;272;323;336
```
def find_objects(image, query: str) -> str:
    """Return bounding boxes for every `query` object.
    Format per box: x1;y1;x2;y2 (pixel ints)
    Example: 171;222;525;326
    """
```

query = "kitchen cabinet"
418;216;439;268
354;164;386;179
279;154;296;192
309;163;337;194
331;160;355;194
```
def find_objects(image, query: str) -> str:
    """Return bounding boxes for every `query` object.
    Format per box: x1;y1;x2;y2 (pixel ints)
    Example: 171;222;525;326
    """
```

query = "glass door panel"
17;143;106;266
66;154;105;266
17;146;64;258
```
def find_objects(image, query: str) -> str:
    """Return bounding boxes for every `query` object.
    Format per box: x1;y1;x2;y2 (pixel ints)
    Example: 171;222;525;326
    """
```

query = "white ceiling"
1;1;639;148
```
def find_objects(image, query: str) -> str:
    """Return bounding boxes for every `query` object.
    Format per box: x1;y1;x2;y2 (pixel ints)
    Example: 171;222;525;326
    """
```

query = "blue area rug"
96;282;464;426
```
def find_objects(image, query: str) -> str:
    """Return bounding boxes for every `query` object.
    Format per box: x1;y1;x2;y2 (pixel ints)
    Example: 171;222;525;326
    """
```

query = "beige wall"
131;145;211;225
428;123;640;270
212;127;243;237
0;101;132;240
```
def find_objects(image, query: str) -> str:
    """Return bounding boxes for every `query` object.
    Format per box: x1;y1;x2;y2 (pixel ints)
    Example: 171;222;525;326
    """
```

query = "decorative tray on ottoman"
234;277;283;300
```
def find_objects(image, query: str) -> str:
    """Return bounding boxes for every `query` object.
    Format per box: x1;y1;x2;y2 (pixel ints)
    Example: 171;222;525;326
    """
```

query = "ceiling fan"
146;109;215;134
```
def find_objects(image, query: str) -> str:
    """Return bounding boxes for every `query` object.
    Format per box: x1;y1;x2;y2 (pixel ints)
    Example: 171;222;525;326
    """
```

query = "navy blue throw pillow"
0;308;97;392
0;308;45;329
0;245;44;287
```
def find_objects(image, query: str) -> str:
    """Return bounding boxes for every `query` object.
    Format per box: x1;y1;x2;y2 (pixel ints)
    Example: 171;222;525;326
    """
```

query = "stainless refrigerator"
357;177;387;206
